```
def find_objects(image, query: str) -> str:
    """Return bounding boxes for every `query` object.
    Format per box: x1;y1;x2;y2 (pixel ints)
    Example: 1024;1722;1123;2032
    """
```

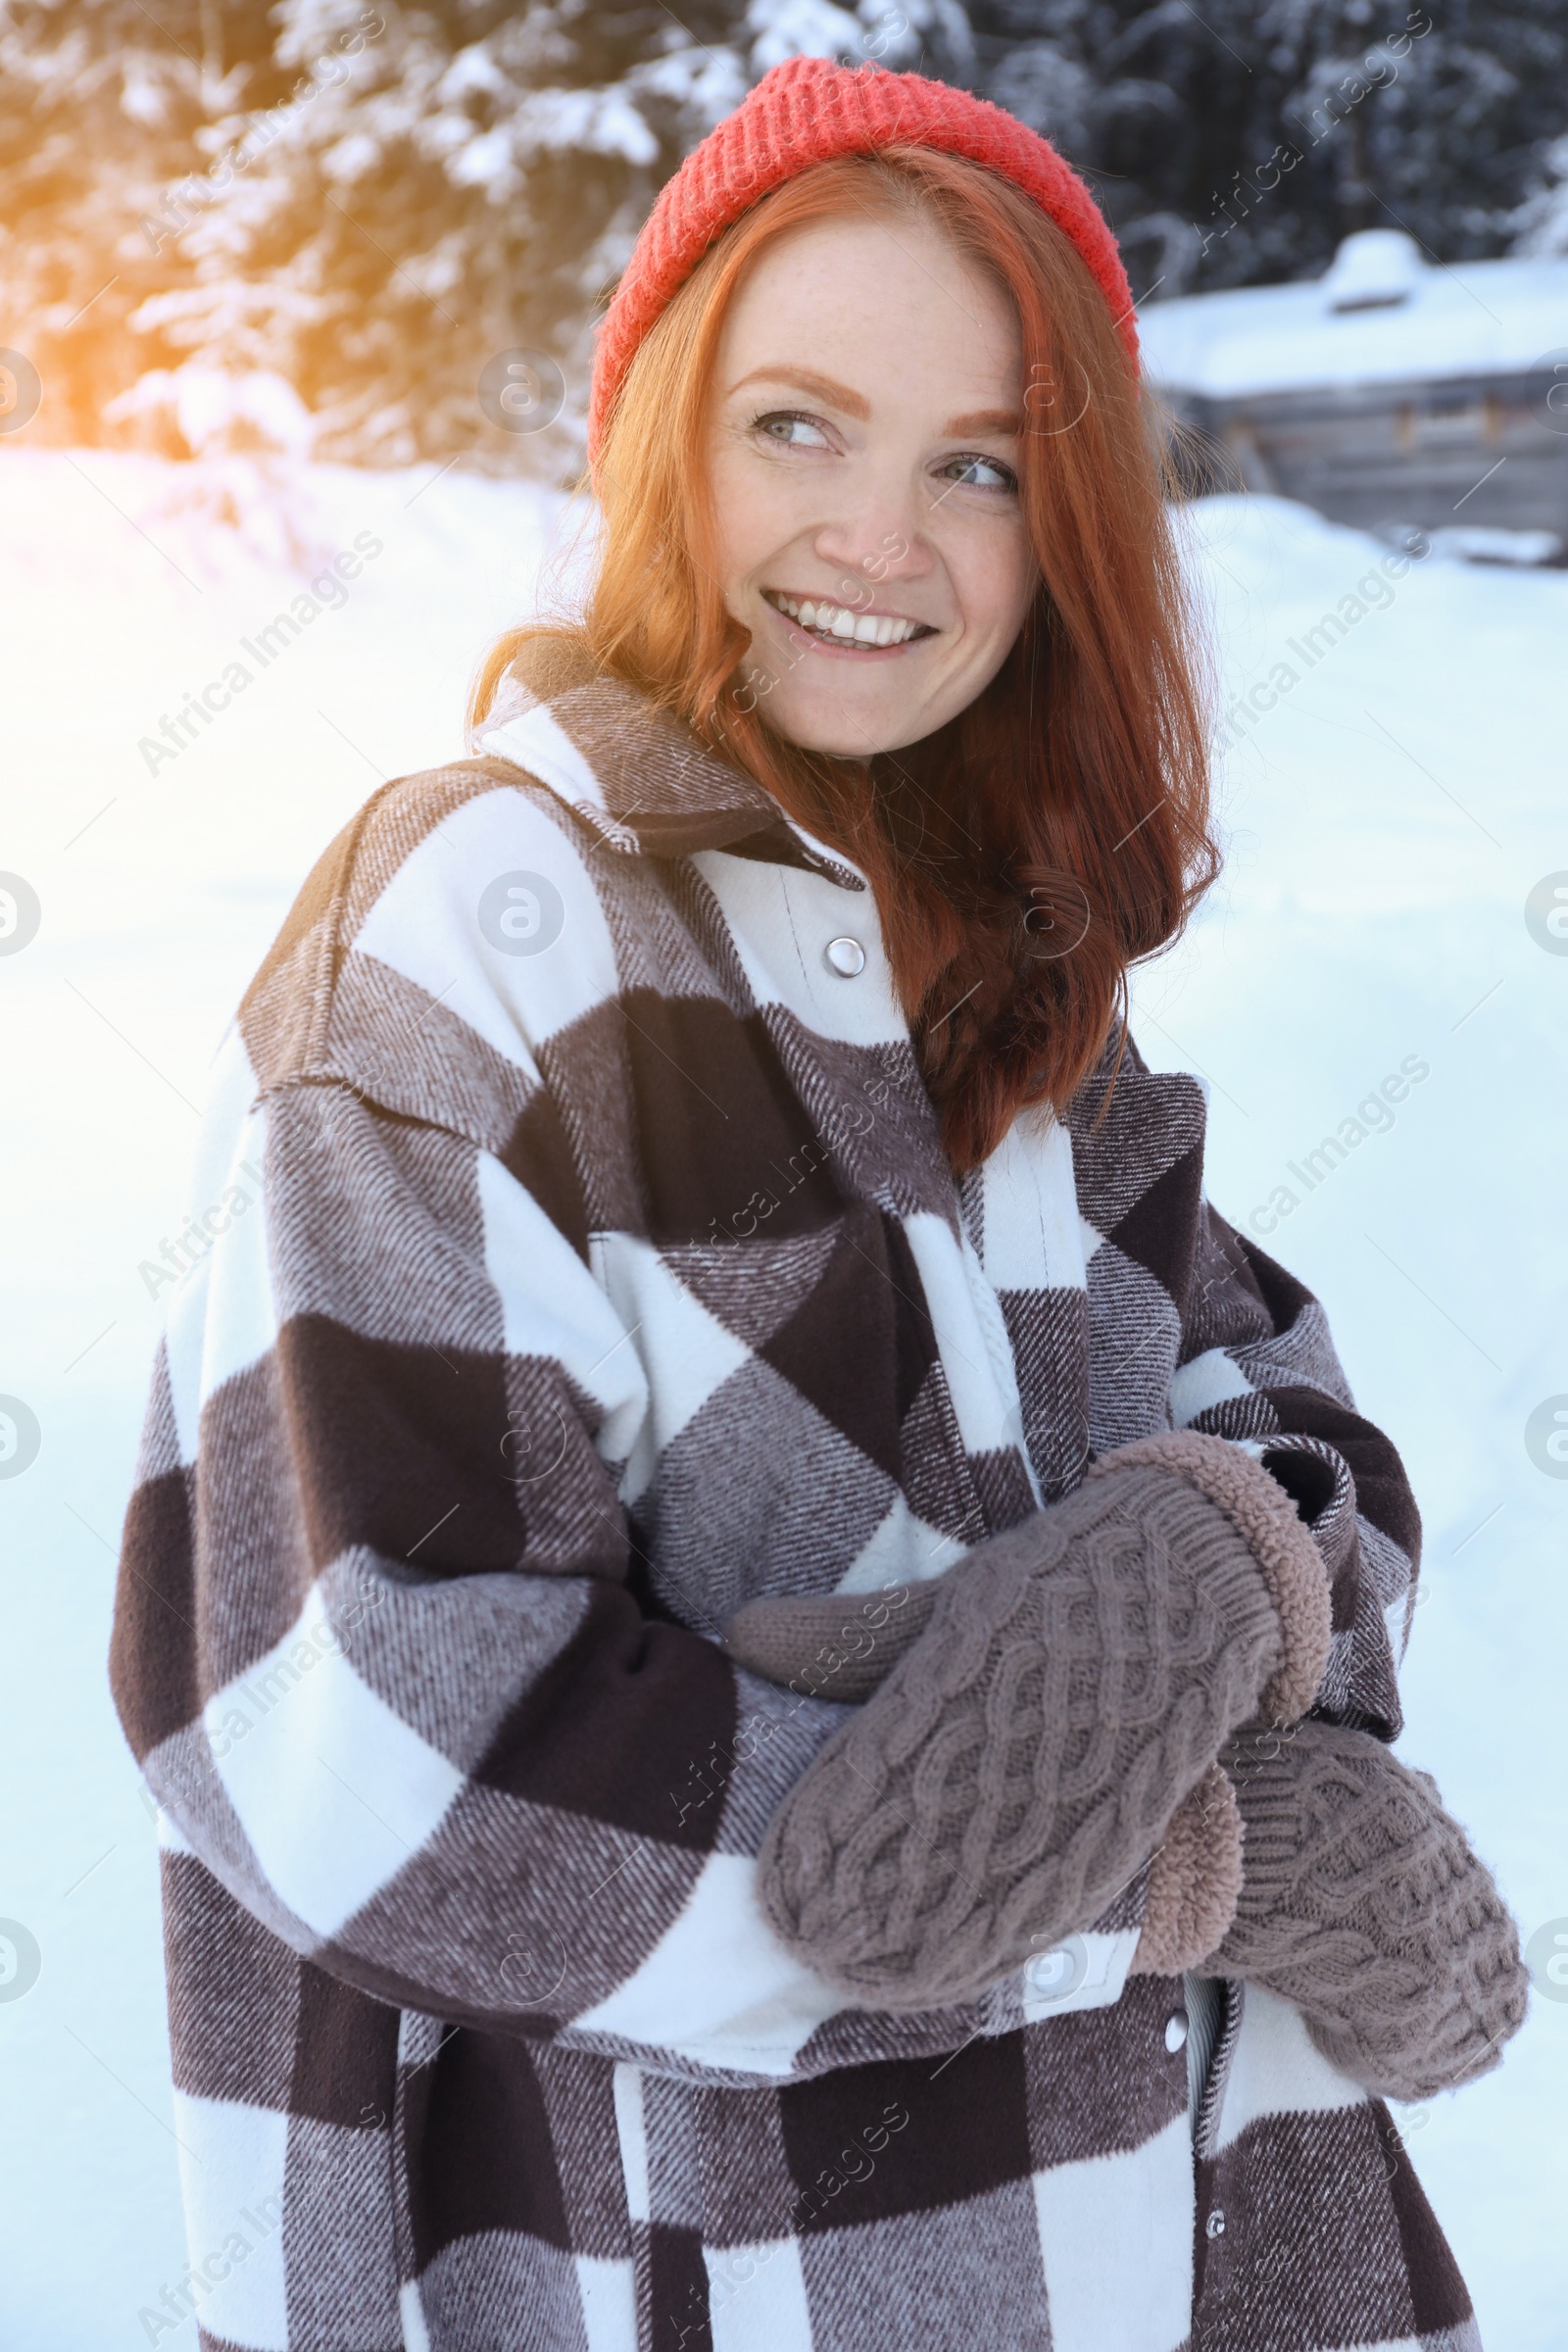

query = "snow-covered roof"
1136;230;1568;400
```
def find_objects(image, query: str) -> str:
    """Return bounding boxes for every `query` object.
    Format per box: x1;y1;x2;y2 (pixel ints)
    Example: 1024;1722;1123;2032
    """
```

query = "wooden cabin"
1138;230;1568;554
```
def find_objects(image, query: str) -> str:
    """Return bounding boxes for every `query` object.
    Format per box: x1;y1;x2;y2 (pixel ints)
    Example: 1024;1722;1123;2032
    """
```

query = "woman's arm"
110;1026;864;2085
1171;1197;1419;1738
1140;1201;1530;2095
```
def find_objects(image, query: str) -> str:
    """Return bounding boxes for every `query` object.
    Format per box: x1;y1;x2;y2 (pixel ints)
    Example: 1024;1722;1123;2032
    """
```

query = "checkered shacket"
111;641;1479;2351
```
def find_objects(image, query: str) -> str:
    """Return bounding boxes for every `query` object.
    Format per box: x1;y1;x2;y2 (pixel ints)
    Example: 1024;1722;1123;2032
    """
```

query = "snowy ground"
0;450;1563;2348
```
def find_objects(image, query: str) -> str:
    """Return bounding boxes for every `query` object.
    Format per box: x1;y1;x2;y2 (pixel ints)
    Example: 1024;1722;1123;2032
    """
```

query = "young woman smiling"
112;56;1524;2352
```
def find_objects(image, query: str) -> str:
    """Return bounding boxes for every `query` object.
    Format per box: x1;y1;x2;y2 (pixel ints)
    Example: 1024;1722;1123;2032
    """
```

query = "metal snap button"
824;936;866;977
1164;2010;1189;2053
1205;2208;1226;2238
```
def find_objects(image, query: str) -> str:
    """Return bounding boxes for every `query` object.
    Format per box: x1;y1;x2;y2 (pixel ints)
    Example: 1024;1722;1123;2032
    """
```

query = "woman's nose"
809;516;936;605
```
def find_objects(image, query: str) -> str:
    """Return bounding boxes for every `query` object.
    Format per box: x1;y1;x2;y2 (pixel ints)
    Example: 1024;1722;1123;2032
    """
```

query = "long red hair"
473;147;1219;1171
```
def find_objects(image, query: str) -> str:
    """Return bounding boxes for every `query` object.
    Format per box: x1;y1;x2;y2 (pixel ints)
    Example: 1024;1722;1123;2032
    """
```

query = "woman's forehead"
716;212;1022;402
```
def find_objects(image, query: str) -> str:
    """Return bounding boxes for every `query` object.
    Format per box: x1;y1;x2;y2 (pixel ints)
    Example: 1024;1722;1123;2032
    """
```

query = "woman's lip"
763;603;933;659
763;588;936;628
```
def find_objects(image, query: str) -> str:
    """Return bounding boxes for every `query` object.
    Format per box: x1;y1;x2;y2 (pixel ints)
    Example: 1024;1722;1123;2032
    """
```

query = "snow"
745;0;865;76
1;453;1564;2346
102;365;317;459
1422;523;1564;567
1136;231;1568;397
1319;226;1426;310
1511;131;1568;260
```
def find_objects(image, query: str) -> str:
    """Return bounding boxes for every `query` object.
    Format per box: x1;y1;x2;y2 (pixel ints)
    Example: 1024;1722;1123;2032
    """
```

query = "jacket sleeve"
109;1021;869;2088
1166;1195;1419;1740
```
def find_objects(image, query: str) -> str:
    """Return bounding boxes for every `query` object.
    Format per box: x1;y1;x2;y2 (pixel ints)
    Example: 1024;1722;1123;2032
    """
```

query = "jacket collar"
468;633;866;892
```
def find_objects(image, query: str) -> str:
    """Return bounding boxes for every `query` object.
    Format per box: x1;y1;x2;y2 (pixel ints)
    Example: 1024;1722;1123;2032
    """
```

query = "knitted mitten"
1201;1718;1528;2099
728;1432;1329;1714
725;1578;943;1700
753;1433;1332;2010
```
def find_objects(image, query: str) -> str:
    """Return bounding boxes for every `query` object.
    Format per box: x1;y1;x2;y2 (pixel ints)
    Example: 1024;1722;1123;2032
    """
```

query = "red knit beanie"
587;55;1138;469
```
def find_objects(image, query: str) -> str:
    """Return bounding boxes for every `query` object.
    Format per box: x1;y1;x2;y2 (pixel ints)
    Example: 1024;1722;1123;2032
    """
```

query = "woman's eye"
939;453;1017;491
753;411;832;450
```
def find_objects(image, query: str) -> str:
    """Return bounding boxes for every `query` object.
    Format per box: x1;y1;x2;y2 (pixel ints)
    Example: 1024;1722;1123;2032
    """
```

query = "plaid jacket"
110;639;1481;2352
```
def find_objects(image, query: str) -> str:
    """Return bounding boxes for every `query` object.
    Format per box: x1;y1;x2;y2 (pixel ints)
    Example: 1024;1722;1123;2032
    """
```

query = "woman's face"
706;208;1039;759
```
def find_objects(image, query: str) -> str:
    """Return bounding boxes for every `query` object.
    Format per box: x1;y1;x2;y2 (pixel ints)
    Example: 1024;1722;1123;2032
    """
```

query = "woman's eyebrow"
944;408;1021;436
726;365;871;418
723;369;1019;438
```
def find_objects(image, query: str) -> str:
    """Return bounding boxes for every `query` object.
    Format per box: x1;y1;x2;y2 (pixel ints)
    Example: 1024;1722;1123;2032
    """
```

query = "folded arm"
111;1037;862;2085
739;1430;1331;2010
1173;1198;1420;1739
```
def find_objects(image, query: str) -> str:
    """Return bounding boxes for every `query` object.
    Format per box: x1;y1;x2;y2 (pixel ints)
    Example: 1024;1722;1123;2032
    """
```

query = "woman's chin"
764;689;940;760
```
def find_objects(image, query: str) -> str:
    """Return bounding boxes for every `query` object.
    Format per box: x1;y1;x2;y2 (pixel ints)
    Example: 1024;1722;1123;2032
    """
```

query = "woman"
110;56;1525;2352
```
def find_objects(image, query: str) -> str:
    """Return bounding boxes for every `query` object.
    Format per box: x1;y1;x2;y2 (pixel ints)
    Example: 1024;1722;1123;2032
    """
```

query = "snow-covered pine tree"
966;0;1568;297
3;0;1566;462
123;0;731;473
121;0;977;474
0;0;282;445
1510;128;1568;254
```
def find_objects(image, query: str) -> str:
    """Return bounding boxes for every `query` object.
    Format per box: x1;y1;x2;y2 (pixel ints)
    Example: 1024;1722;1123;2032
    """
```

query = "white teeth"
768;592;925;645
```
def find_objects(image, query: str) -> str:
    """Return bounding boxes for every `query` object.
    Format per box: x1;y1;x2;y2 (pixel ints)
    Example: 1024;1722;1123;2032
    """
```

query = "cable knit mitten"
1205;1717;1530;2100
754;1433;1332;2010
725;1578;943;1700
